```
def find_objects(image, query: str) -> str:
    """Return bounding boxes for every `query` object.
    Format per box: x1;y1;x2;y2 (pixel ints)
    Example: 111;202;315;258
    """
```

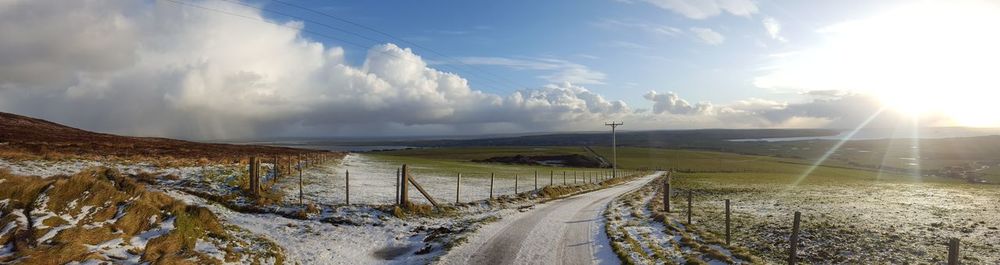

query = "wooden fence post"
514;173;519;194
687;190;693;224
725;199;731;245
395;168;401;205
549;171;553;187
789;211;801;265
256;156;261;194
663;173;670;213
248;156;255;195
489;173;495;199
563;171;566;185
400;164;409;208
948;238;960;265
298;158;303;205
573;171;577;184
534;171;538;191
249;156;259;197
345;170;350;205
456;173;461;204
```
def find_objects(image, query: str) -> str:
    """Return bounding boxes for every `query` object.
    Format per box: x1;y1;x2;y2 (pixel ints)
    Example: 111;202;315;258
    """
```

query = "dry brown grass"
0;168;249;264
539;185;586;199
0;111;342;167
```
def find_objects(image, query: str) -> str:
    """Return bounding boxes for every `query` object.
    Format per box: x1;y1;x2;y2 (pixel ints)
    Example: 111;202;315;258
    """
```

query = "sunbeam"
874;121;904;181
788;107;888;188
907;115;922;181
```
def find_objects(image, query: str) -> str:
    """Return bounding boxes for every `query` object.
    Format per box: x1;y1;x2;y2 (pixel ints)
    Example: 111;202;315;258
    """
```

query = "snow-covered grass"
271;153;603;206
605;175;761;264
0;157;225;180
0;168;280;264
1;152;648;264
166;189;461;264
673;172;1000;264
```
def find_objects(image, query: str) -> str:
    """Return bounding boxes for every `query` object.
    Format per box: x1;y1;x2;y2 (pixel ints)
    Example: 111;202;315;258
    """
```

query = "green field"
366;147;610;180
373;146;952;184
372;146;997;263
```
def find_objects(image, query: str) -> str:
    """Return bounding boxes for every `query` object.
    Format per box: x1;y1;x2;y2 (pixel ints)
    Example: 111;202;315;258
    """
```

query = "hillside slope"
0;112;324;160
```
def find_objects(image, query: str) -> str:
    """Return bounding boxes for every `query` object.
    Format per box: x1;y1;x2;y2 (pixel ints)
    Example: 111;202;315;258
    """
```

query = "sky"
0;0;999;140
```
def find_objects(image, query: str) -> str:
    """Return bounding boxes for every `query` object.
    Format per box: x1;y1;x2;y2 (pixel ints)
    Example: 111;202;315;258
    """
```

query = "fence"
659;172;964;265
390;165;646;209
243;155;647;206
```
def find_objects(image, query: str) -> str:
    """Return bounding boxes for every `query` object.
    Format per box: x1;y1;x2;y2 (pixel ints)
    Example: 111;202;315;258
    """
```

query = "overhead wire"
263;0;533;91
160;0;521;93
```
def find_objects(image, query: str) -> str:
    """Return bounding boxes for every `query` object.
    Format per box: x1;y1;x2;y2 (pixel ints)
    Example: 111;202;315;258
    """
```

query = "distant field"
374;146;937;183
722;136;1000;183
366;147;606;180
366;132;1000;183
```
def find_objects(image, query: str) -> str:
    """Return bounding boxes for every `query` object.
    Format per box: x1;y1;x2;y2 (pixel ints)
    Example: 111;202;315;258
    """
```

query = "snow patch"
194;239;226;262
130;216;175;249
85;237;142;264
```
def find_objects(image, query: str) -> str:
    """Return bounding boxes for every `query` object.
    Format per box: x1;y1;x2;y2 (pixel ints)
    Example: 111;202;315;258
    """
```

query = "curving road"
439;172;663;265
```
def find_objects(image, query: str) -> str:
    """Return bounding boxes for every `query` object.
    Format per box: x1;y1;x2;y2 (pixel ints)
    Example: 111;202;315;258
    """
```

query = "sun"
761;1;1000;126
831;0;1000;125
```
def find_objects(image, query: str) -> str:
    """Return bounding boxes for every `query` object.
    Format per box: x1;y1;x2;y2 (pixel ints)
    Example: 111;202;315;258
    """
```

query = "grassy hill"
0;111;329;162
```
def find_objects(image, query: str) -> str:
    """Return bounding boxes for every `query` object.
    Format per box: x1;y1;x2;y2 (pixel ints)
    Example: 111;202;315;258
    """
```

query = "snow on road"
438;172;664;265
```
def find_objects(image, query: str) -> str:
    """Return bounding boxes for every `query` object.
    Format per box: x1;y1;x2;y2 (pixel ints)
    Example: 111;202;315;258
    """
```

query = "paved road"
439;172;663;265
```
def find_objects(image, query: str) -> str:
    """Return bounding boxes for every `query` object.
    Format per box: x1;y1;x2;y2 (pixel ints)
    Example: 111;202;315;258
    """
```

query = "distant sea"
730;127;1000;142
230;140;411;152
292;145;411;152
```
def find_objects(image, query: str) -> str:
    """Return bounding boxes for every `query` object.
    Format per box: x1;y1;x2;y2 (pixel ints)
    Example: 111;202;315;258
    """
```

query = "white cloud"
689;27;725;45
539;66;607;85
761;16;787;42
639;0;758;19
638;90;948;129
643;91;708;115
603;40;649;50
0;0;622;138
452;57;606;85
594;19;683;37
0;0;960;139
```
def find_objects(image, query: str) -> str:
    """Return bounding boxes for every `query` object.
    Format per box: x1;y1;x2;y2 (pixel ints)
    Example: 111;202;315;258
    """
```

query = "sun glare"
775;1;1000;126
858;1;1000;125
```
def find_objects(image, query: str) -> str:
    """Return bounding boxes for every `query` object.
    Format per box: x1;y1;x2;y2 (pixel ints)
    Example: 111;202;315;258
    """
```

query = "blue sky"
258;0;900;106
1;0;998;139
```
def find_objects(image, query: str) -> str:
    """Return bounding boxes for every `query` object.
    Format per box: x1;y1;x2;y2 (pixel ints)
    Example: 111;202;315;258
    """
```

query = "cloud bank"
0;0;930;140
638;0;758;19
0;0;632;139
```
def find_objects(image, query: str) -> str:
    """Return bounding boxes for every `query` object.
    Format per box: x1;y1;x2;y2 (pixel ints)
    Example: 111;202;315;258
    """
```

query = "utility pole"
605;122;623;178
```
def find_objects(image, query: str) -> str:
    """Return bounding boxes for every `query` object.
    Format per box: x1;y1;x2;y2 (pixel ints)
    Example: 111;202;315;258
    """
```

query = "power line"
159;0;514;92
214;0;513;91
264;0;533;91
215;0;523;93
